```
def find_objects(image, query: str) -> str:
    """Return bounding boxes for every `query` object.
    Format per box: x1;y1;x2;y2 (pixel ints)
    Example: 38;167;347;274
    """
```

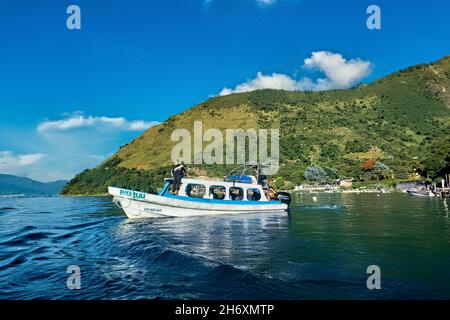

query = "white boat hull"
109;187;288;218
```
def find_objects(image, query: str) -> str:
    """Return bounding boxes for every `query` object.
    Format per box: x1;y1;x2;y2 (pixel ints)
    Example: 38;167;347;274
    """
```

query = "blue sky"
0;0;449;181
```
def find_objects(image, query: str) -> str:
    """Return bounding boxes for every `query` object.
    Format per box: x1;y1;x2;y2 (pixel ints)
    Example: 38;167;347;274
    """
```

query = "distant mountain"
0;174;67;196
63;55;450;195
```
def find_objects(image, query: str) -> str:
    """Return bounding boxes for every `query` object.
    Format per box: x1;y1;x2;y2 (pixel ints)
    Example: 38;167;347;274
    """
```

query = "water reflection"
113;213;289;267
443;199;448;217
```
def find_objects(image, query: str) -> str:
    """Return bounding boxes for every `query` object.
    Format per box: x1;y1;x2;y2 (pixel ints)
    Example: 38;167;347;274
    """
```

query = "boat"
109;164;291;218
406;189;436;197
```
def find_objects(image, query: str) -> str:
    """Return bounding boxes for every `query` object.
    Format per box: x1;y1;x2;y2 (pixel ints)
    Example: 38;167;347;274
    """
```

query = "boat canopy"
225;175;253;184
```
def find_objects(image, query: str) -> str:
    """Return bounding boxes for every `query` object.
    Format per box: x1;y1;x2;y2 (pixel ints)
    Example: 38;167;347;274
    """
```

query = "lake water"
0;193;449;299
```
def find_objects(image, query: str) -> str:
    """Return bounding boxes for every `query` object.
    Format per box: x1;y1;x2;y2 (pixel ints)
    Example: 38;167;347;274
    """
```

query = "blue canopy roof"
225;175;253;184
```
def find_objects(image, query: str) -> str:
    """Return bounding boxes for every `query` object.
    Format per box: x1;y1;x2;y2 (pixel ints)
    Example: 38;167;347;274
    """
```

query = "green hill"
62;55;450;195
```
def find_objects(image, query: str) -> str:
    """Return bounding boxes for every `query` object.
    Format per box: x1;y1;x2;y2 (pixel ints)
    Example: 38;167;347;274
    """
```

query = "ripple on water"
52;230;82;241
0;231;53;246
0;207;16;211
0;207;16;215
152;248;206;267
0;254;28;271
61;220;107;231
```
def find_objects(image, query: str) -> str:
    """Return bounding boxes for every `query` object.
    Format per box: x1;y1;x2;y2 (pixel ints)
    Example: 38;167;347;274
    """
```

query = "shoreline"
282;187;399;194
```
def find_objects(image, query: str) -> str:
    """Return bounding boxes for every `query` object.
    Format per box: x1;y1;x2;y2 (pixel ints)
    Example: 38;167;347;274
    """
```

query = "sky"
0;0;449;181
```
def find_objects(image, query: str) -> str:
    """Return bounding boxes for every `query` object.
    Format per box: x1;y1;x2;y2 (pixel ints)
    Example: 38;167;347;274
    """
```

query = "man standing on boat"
254;163;268;188
171;160;188;194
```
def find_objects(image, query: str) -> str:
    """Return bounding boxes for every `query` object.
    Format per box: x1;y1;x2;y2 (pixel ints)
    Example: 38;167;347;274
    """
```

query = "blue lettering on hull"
119;189;146;200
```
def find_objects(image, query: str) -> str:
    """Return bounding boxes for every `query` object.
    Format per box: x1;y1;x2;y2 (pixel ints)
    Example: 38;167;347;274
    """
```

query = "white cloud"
37;113;159;133
303;51;373;90
219;51;372;96
128;120;155;131
0;151;46;166
0;151;47;177
220;72;299;96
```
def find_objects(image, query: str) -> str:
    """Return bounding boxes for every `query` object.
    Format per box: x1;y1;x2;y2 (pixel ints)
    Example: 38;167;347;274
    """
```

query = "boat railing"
226;162;278;185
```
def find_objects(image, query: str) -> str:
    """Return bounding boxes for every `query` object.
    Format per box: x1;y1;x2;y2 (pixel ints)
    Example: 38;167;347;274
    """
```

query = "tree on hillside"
359;159;392;181
304;166;328;183
345;140;370;153
373;161;392;180
361;159;376;170
324;167;339;180
320;143;340;159
420;136;450;179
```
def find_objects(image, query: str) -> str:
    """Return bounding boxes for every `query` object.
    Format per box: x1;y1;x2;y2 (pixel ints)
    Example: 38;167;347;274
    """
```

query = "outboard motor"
276;192;291;207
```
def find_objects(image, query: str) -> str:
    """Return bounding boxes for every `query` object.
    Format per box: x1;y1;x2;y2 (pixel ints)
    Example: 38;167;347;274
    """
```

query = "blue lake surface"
0;193;449;299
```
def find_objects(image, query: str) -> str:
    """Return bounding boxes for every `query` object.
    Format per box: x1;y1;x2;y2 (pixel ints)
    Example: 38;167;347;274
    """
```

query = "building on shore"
338;179;353;188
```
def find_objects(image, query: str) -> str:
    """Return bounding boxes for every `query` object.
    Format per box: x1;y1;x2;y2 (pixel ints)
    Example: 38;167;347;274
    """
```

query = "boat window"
185;184;206;198
229;187;244;201
210;185;226;200
247;188;261;201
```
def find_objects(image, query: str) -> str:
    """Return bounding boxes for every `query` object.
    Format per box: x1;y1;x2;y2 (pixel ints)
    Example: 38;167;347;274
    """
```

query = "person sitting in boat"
267;187;278;200
230;188;243;200
171;160;188;194
211;186;226;200
247;189;261;201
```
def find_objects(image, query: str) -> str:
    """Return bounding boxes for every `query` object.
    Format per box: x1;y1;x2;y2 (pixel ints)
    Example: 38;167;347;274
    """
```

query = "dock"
437;174;450;198
437;189;450;198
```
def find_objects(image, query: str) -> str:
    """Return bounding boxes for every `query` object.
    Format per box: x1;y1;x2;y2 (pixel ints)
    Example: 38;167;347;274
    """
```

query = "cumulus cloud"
219;51;372;96
0;151;46;166
303;51;373;90
128;120;156;131
220;72;300;96
0;151;46;176
37;113;159;133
